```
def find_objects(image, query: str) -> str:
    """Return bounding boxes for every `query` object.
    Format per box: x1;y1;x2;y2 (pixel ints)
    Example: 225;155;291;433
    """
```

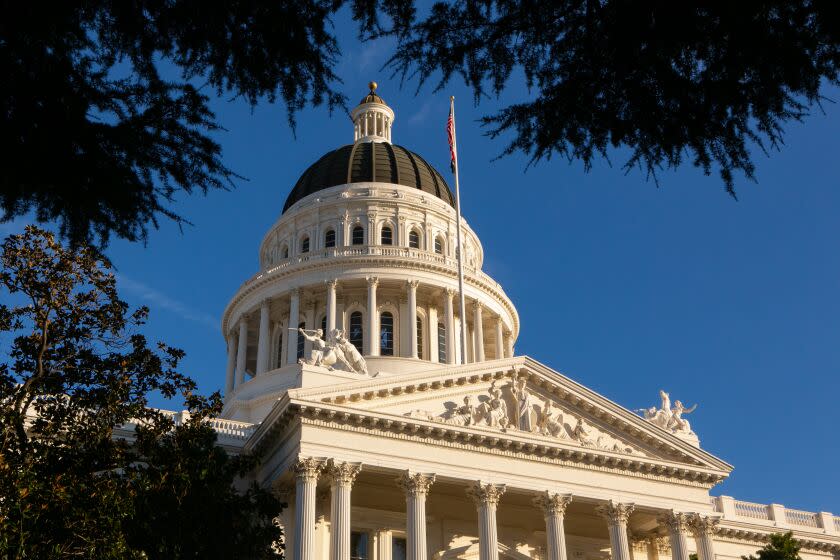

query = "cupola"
351;82;394;143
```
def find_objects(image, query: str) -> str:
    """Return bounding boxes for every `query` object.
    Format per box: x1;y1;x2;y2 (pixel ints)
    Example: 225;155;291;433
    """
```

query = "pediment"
281;357;731;483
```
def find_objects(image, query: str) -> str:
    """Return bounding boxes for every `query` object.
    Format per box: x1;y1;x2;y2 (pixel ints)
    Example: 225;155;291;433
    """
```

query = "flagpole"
450;96;469;365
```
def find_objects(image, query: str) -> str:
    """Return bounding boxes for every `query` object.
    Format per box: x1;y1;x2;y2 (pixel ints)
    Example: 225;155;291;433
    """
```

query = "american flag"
447;98;457;173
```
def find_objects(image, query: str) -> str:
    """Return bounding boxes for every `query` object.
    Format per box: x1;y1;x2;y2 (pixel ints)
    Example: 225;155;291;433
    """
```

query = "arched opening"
434;236;444;255
300;236;310;254
381;226;393;245
282;245;289;259
349;311;364;354
321;315;327;337
325;229;336;248
276;330;284;367
408;229;420;249
352;225;365;245
296;322;306;361
380;312;394;356
437;321;447;363
416;316;424;359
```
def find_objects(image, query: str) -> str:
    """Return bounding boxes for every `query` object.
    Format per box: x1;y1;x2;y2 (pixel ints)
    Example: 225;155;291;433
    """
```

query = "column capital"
595;500;635;526
445;287;457;298
407;279;420;290
367;276;379;287
326;278;338;289
658;510;692;533
467;482;506;508
474;301;484;311
689;514;720;537
291;457;325;481
397;471;436;497
261;298;271;308
496;316;503;326
326;459;362;487
533;492;573;517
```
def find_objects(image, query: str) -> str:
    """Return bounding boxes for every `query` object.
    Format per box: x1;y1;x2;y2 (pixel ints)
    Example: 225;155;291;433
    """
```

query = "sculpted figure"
637;390;698;437
483;381;510;429
511;375;534;432
334;330;369;375
298;328;332;368
572;418;596;446
537;398;567;438
668;400;697;434
445;395;476;426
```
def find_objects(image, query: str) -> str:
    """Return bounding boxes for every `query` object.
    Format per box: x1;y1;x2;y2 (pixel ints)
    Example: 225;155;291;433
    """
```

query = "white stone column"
473;302;485;362
326;280;337;335
690;515;720;560
444;289;456;364
467;482;506;560
533;493;572;560
428;307;439;363
376;529;393;560
292;458;324;560
256;299;271;375
659;511;691;560
595;501;634;560
505;333;514;359
398;472;435;560
235;315;249;386
645;537;661;560
407;280;419;358
287;289;301;364
224;332;236;394
367;277;379;356
304;301;315;356
327;460;362;560
494;318;504;360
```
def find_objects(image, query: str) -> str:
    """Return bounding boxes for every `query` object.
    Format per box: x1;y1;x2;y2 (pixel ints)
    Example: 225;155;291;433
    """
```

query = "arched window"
282;245;289;259
296;322;306;361
380;312;394;356
321;316;327;337
276;330;284;366
437;322;447;363
381;226;393;245
325;229;336;248
408;229;420;249
434;236;444;255
416;317;424;360
349;312;364;353
301;236;310;254
352;225;365;245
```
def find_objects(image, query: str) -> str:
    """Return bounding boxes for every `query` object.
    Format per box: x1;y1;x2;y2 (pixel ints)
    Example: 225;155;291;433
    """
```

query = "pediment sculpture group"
406;373;642;456
297;328;369;375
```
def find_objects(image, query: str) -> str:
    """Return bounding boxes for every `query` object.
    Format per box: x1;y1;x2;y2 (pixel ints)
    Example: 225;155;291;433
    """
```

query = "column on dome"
533;493;572;560
473;302;485;363
505;333;514;359
467;482;506;560
494;318;504;360
292;457;325;560
444;289;456;365
428;306;439;362
398;472;435;560
235;314;249;386
287;289;301;365
595;501;634;560
407;280;419;358
690;515;720;560
304;299;315;357
256;299;271;375
659;511;691;560
326;280;337;335
327;460;362;560
225;332;237;394
367;277;379;356
367;213;376;246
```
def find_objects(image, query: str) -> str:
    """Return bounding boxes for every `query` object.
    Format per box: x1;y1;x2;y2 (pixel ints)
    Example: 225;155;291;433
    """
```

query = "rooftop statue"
297;328;369;376
637;389;698;439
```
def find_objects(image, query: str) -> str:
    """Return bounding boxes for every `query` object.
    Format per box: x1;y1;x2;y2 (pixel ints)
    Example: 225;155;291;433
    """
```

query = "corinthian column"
236;314;249;386
690;515;720;560
291;457;325;560
533;493;572;560
407;280;419;358
287;288;300;364
326;279;338;335
659;511;691;560
473;302;485;362
467;482;506;560
225;332;236;394
444;289;456;364
327;460;362;560
398;472;435;560
595;501;634;560
256;299;271;375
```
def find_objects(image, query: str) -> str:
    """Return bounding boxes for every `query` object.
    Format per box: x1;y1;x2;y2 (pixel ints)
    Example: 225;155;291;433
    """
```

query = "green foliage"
387;1;840;195
0;1;413;247
0;226;283;559
742;533;803;560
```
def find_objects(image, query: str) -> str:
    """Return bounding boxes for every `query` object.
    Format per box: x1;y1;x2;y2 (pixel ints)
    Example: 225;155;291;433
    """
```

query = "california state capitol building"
202;84;840;560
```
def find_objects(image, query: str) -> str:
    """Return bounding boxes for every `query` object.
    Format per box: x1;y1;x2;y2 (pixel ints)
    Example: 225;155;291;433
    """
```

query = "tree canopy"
742;532;803;560
0;226;282;559
387;1;840;196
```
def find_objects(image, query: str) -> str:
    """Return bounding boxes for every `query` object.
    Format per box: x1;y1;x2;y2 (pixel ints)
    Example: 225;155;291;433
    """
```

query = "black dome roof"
283;143;455;213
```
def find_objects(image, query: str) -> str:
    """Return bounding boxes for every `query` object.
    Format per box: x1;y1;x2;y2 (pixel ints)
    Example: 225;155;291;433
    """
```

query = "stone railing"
712;496;839;535
163;410;256;441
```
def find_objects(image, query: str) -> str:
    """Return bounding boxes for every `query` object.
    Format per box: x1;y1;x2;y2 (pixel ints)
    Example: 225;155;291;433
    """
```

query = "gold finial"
369;81;378;92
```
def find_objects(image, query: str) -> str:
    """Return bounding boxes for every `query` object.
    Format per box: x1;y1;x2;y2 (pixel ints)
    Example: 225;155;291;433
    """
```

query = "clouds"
116;274;218;331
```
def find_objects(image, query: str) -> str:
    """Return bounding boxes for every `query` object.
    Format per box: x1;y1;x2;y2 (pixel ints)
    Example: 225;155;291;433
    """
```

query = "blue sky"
6;23;838;514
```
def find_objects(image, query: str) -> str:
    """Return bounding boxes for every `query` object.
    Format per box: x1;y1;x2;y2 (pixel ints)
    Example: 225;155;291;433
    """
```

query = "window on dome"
282;245;289;259
409;229;420;249
350;532;369;560
352;226;365;245
381;226;393;245
301;236;310;253
276;330;283;366
434;236;444;254
296;322;306;361
416;317;424;359
321;316;327;337
380;312;394;356
437;321;447;363
349;312;363;354
325;229;336;248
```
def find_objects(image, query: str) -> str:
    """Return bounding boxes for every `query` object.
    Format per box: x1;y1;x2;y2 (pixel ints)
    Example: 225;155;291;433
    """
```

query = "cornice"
716;521;840;553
